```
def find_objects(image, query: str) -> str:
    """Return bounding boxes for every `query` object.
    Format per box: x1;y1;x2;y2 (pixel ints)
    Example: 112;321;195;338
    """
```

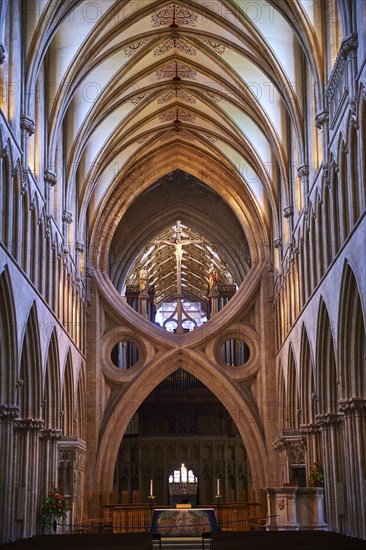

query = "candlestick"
217;478;220;496
150;479;153;497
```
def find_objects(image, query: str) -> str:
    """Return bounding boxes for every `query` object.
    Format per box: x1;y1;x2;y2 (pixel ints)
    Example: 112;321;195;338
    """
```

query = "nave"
1;0;366;544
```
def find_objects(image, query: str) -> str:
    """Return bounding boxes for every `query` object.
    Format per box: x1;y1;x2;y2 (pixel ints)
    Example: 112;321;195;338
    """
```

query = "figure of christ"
155;221;203;332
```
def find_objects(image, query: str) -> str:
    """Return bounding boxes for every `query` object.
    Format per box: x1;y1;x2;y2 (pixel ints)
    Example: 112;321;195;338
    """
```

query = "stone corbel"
273;237;282;249
315;110;329;129
284;206;294;220
62;209;73;224
340;33;358;59
321;162;330;185
297;163;309;182
341;141;349;154
44;169;57;187
86;266;95;278
21;170;29;195
20;116;35;137
75;241;84;254
11;165;20;178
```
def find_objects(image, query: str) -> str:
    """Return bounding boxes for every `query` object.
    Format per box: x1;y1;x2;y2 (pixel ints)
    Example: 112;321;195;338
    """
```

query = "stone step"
153;536;204;550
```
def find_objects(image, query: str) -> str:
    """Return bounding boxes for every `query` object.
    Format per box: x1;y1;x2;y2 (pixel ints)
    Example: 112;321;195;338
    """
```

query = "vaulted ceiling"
24;0;324;286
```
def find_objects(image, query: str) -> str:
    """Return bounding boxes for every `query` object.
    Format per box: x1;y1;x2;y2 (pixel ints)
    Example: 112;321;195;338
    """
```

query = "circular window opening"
221;339;250;367
111;340;139;369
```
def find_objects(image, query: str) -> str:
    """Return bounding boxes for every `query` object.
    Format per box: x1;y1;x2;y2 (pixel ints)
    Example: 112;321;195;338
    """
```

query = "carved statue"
139;265;148;292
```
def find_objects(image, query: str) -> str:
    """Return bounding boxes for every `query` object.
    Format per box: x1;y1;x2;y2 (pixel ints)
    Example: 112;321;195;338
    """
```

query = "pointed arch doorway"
113;368;251;506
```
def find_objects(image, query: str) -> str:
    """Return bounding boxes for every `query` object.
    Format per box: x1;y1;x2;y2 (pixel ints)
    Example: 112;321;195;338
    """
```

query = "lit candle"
150;479;153;496
217;478;220;496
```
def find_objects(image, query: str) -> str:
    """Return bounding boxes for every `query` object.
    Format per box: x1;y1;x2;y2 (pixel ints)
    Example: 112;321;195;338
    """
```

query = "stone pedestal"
266;487;327;531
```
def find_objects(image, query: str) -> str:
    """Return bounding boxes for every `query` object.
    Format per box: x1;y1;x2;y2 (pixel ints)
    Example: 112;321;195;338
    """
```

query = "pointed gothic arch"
338;261;366;398
277;360;286;431
62;349;75;437
299;324;316;425
96;349;267;493
316;298;338;415
18;302;42;418
43;327;61;429
286;346;300;429
0;266;18;402
75;363;86;441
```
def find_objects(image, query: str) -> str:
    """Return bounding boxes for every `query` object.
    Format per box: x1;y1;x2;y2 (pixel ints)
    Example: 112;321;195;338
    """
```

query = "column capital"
14;418;44;431
316;412;343;427
40;428;63;440
338;398;366;414
0;404;19;420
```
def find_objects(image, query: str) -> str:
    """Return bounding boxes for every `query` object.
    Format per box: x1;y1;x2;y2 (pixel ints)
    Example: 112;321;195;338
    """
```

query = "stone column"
338;398;366;539
40;428;62;495
300;423;321;481
58;438;86;529
13;418;44;539
316;413;344;533
0;404;19;543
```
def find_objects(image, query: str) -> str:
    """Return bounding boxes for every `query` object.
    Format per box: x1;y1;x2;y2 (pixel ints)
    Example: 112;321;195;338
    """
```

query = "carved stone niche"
273;429;306;467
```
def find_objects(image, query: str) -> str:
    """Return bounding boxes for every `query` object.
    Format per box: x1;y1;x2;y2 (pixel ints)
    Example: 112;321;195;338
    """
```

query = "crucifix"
155;220;202;333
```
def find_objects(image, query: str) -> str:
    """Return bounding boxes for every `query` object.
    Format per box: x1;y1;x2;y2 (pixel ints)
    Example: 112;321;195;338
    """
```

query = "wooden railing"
76;489;267;534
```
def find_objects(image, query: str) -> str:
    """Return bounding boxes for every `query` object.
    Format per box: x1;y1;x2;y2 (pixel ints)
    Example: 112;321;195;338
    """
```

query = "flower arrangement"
308;462;324;487
40;487;69;519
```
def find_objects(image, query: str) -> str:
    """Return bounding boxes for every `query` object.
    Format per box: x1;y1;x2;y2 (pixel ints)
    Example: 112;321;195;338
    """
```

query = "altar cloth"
151;508;217;536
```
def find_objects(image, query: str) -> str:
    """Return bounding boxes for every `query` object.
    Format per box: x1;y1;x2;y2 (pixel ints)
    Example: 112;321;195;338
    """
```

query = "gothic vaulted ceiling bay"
33;0;319;312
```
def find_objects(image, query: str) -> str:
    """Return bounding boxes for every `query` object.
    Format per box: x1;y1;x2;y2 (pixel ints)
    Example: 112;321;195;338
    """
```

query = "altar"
151;508;217;536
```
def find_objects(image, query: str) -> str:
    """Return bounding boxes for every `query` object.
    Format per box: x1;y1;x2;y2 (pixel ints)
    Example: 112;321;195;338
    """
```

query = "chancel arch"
96;351;267;494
